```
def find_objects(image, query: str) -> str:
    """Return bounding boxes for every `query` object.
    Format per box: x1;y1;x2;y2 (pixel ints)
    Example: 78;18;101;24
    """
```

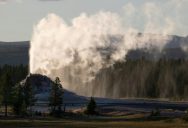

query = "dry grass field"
0;116;188;128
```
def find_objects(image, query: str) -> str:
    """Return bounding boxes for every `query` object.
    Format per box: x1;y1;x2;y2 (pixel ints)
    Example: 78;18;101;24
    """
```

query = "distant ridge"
0;41;29;65
0;34;188;65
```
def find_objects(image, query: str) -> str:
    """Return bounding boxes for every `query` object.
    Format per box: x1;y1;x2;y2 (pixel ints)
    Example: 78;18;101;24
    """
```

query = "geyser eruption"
30;1;187;98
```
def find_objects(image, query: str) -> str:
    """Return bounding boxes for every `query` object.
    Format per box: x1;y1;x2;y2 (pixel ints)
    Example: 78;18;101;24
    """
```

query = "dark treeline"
0;64;64;117
0;64;28;85
0;64;28;98
0;64;28;116
92;58;188;100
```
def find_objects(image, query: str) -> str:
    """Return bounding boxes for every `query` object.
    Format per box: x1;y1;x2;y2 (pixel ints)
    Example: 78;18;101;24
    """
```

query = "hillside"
0;41;29;65
0;35;188;66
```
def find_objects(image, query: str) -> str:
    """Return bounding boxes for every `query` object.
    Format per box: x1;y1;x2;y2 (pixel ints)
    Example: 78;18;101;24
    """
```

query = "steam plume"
30;1;186;97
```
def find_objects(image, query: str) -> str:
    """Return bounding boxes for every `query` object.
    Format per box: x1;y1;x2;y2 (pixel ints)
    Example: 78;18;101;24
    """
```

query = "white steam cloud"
30;1;187;96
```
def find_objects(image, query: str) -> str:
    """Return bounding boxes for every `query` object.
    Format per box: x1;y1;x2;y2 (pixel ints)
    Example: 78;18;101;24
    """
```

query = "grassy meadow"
0;116;188;128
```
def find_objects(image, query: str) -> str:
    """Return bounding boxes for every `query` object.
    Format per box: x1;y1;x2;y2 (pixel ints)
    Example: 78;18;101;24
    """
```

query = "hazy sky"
0;0;188;41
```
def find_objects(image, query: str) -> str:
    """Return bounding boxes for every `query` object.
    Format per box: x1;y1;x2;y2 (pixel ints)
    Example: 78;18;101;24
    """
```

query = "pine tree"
2;72;13;117
11;75;36;116
12;83;24;115
24;75;36;115
86;97;97;115
49;77;63;116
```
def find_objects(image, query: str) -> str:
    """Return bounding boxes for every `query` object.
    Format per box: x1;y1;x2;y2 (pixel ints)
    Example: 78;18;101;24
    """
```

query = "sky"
0;0;188;41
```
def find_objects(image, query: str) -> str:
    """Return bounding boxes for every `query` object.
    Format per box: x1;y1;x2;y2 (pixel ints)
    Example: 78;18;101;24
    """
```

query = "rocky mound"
21;74;88;104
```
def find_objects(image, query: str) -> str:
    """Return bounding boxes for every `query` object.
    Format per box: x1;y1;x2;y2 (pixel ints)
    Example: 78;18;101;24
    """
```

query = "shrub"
85;97;97;115
150;108;161;117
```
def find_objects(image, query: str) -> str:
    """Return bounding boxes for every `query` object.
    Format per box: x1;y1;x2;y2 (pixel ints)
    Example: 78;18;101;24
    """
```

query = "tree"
11;75;36;116
49;77;63;116
85;97;97;115
24;75;36;115
145;64;160;98
12;83;25;116
2;72;13;117
0;64;28;117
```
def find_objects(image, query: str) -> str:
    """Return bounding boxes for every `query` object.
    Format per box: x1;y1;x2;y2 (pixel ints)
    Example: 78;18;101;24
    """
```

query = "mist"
30;0;188;98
